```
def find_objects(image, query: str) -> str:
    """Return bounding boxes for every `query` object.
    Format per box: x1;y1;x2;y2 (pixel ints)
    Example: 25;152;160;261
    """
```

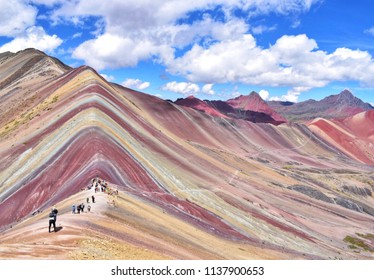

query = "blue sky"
0;0;374;105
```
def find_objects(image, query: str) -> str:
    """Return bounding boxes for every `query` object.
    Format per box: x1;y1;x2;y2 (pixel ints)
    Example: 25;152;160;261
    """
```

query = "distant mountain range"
176;89;373;124
175;92;287;125
268;89;373;122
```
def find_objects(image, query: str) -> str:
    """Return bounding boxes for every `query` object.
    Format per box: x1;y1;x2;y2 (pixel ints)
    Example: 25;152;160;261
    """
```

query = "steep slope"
0;48;71;127
174;95;227;118
308;110;374;165
1;50;374;260
268;89;373;122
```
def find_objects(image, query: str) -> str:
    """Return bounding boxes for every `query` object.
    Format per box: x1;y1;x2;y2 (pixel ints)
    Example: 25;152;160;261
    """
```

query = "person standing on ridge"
48;207;58;232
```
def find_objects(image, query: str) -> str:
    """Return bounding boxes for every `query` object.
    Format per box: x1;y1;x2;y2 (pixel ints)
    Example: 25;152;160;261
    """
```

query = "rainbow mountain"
0;49;373;259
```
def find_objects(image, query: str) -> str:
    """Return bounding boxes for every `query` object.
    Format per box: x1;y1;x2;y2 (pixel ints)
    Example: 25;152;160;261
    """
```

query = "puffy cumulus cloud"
50;0;213;31
72;33;174;70
167;34;374;100
269;87;311;102
168;34;260;83
50;0;320;29
269;93;300;102
0;26;62;53
49;0;319;69
162;81;216;96
259;89;270;100
70;13;249;69
202;84;215;95
162;81;200;96
122;78;150;90
0;0;37;36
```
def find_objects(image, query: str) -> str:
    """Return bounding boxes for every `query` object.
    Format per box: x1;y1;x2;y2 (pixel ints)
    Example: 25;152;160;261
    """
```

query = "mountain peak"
339;89;355;99
322;89;367;107
231;91;263;104
225;91;287;124
340;88;353;95
249;91;262;98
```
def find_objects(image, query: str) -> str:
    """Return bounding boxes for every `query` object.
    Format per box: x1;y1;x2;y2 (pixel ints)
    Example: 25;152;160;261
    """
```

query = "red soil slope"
308;110;374;165
174;95;227;118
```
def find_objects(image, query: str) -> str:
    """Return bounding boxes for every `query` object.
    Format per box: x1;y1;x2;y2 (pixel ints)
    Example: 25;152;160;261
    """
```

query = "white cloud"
167;33;374;96
0;26;62;53
162;81;200;96
122;78;150;90
202;84;215;95
49;0;319;69
72;33;173;70
72;32;83;39
240;0;321;15
0;0;37;36
269;87;311;102
251;24;277;35
100;73;115;82
259;89;270;100
365;26;374;36
280;89;301;103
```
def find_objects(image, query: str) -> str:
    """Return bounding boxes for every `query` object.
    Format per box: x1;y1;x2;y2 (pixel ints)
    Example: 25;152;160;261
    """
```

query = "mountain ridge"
268;89;373;122
175;91;287;125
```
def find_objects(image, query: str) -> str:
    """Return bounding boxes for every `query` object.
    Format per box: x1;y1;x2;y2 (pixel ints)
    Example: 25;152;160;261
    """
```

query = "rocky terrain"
0;49;373;260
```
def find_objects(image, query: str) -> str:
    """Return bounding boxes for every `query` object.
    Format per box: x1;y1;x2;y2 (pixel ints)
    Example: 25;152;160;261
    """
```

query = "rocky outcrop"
288;185;333;203
339;185;372;197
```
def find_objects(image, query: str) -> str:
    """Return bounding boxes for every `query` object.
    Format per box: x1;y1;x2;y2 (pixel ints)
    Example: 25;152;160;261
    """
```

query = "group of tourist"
71;200;92;214
48;177;119;232
89;176;118;195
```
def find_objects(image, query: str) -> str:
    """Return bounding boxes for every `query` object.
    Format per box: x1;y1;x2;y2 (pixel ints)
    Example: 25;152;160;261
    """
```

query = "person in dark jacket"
48;208;58;232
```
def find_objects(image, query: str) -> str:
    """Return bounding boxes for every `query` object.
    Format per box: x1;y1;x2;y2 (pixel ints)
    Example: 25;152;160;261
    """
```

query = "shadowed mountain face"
175;91;287;125
268;89;374;122
1;49;374;260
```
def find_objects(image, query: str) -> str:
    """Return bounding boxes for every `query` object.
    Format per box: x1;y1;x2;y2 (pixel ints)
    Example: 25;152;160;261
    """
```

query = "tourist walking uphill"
46;177;118;233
